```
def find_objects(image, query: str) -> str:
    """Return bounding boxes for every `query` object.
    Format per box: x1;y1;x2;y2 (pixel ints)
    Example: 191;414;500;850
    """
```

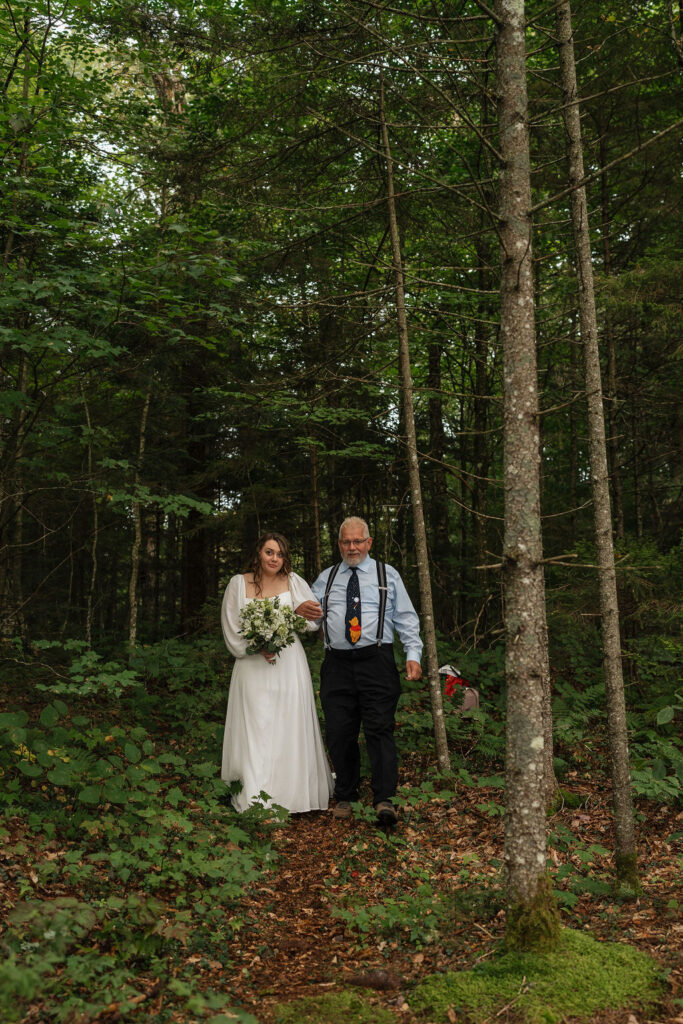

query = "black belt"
326;643;394;660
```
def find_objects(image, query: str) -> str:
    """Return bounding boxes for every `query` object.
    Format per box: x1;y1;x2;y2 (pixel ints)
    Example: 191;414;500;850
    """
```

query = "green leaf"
0;711;29;730
656;706;674;725
166;786;185;808
124;742;141;764
78;785;102;804
40;705;60;728
18;761;43;777
48;764;75;786
102;782;128;804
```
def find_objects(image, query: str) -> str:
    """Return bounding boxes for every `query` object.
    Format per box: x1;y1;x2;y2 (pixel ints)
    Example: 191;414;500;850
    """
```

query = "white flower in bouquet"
239;597;308;663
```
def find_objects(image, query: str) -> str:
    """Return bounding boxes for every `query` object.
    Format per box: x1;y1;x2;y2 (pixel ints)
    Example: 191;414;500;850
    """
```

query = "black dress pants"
320;643;401;805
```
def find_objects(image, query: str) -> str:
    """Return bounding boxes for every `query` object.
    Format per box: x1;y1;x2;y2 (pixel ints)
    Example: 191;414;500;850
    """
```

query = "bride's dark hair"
245;532;292;595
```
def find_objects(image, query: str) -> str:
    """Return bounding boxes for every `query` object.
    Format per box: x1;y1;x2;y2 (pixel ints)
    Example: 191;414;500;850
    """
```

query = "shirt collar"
340;554;373;574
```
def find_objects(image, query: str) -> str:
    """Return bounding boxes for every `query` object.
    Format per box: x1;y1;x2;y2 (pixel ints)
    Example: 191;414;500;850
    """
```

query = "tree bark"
311;445;322;579
81;383;98;648
473;239;492;578
598;130;624;539
128;387;152;648
557;0;638;889
495;0;560;949
380;75;450;774
0;36;32;640
632;398;644;540
569;313;579;542
427;341;453;632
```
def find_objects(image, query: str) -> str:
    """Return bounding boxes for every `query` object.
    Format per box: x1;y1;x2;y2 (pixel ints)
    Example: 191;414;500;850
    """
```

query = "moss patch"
272;991;395;1024
614;851;640;896
547;787;585;814
505;876;561;952
411;928;663;1024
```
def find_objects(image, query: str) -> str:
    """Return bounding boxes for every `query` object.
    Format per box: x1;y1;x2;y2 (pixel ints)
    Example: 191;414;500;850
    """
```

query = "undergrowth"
0;575;680;1023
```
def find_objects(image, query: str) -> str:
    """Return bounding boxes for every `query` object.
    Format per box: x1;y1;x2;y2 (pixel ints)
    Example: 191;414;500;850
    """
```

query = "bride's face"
259;541;284;576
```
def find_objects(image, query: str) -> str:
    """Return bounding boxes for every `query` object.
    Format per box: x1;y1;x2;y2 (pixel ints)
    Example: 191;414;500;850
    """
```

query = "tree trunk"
311;445;322;579
81;383;98;648
473;236;492;599
0;352;27;640
128;387;152;648
0;41;31;641
427;341;453;632
569;313;579;542
557;0;638;890
380;75;450;774
495;0;560;950
632;401;644;540
598;131;624;539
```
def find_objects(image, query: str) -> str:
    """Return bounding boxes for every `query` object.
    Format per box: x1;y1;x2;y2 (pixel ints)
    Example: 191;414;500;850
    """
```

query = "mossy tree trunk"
380;74;450;774
556;0;638;891
494;0;560;949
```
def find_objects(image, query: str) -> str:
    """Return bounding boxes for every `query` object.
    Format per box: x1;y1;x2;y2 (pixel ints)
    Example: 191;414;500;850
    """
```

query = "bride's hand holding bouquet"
239;597;308;663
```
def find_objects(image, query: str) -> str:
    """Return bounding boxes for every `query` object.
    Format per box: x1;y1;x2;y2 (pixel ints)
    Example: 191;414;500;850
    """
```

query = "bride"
220;532;333;813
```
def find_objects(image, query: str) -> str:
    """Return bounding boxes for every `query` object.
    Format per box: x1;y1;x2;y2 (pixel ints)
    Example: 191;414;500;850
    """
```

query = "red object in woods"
444;673;471;697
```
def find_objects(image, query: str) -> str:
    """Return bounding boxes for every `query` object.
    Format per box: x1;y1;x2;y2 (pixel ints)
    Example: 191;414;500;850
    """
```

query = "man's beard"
343;552;364;566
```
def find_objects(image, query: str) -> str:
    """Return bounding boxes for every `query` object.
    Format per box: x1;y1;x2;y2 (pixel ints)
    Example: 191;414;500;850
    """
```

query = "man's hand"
405;660;422;681
295;600;323;621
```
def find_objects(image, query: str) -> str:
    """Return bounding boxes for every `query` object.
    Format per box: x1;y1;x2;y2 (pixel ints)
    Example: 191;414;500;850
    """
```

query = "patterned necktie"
345;567;362;644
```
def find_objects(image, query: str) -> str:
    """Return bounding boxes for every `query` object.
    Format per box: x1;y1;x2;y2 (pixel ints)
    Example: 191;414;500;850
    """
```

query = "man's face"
338;527;373;567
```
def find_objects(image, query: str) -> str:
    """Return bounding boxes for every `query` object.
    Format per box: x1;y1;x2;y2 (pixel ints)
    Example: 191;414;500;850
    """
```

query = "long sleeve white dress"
220;572;333;813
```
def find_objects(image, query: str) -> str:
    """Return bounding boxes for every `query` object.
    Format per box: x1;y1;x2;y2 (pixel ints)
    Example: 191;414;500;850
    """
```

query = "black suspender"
376;559;388;646
322;559;388;649
322;562;341;648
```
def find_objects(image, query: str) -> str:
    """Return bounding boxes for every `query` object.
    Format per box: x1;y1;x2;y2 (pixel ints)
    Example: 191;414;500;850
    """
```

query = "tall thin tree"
380;75;450;773
556;0;638;889
495;0;560;948
128;387;152;648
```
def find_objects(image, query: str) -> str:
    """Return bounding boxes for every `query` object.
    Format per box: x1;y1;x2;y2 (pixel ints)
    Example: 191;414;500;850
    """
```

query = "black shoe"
375;801;398;826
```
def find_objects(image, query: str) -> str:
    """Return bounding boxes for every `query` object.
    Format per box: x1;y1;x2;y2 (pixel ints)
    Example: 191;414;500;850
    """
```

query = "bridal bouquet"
239;597;308;662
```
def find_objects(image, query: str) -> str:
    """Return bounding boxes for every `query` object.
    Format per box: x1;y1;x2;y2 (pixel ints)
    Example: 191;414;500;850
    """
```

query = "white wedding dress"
220;572;333;813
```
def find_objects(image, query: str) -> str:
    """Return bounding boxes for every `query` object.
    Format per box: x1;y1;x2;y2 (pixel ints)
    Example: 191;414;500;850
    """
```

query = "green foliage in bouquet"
239;597;309;660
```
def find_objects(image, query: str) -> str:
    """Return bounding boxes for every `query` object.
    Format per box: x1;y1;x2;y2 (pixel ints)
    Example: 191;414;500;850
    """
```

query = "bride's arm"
290;573;322;631
221;575;249;657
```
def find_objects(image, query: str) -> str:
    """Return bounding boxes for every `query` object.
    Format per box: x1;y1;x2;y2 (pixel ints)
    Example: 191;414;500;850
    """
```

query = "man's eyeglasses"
340;538;371;548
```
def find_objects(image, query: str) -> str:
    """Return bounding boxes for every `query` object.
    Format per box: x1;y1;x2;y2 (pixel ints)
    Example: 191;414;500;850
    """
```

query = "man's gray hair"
338;516;370;540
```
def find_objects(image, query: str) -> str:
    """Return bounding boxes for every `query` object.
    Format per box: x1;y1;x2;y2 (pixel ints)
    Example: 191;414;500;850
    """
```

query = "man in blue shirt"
296;516;422;825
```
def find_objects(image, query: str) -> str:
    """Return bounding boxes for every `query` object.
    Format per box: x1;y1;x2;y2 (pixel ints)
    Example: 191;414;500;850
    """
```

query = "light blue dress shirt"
311;555;423;663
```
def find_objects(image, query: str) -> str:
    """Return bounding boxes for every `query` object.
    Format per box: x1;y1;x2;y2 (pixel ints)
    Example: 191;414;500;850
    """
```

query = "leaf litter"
1;746;680;1024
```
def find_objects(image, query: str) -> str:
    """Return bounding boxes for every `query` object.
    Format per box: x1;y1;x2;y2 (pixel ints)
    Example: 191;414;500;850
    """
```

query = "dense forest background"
0;2;681;1021
2;0;680;651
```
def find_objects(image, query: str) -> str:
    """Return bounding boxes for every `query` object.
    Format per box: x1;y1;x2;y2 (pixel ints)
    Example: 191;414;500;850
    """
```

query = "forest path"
226;786;507;1021
234;812;364;1002
223;782;681;1024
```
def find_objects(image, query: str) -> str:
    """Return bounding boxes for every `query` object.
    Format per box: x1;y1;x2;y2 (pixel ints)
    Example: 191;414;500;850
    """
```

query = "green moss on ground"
272;990;395;1024
547;787;585;814
410;928;663;1024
